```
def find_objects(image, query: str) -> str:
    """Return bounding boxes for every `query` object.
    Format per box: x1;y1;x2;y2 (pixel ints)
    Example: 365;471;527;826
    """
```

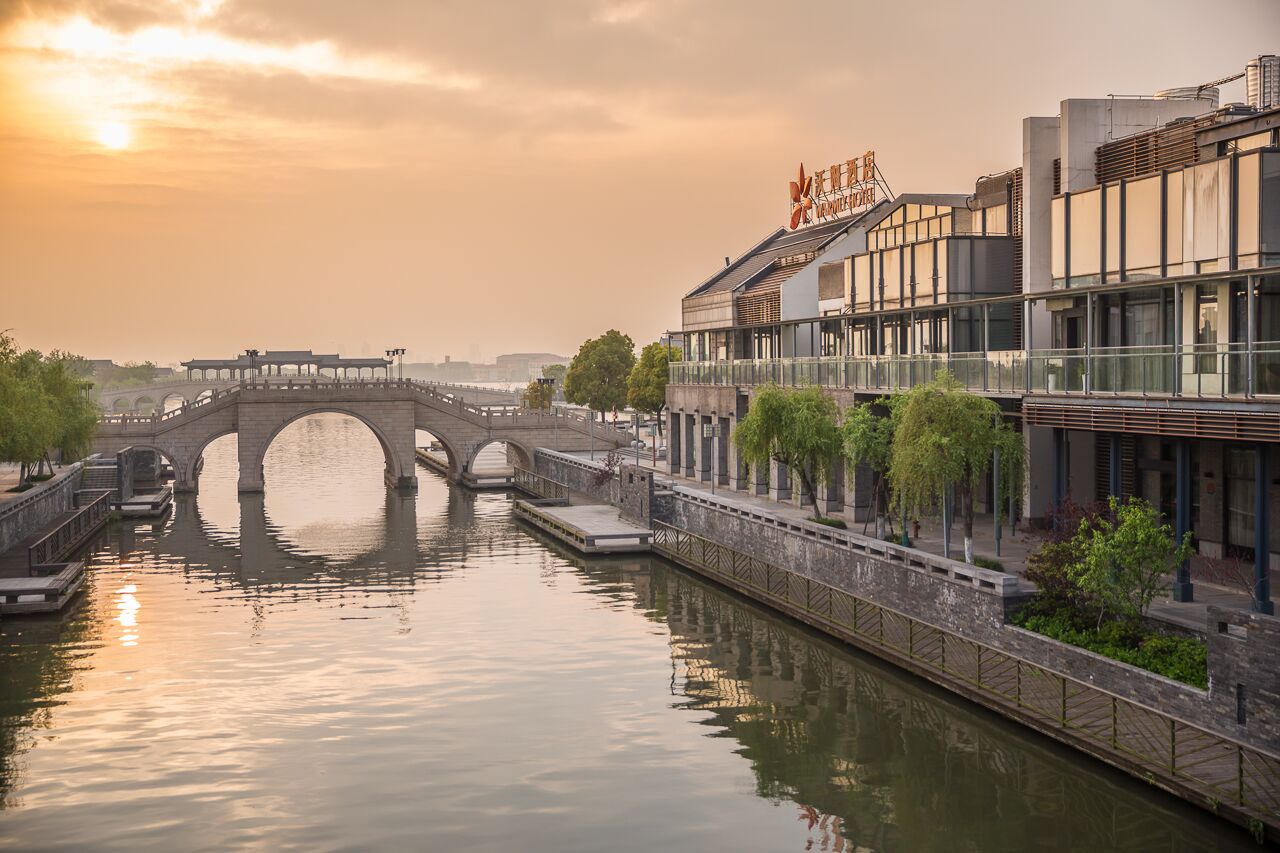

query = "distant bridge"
93;379;629;493
96;377;522;413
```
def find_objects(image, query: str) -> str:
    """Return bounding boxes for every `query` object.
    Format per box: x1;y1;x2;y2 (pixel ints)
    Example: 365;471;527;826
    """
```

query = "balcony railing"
669;342;1280;399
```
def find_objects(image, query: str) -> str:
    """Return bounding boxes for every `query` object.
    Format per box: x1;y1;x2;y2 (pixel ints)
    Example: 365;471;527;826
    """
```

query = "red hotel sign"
789;151;877;230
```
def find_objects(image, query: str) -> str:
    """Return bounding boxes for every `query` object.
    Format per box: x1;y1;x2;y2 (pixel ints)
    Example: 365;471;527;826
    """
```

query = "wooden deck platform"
0;561;85;615
513;501;652;554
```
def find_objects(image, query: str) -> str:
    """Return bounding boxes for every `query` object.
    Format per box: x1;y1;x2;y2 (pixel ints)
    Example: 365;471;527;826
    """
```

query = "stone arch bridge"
97;377;522;413
93;379;629;493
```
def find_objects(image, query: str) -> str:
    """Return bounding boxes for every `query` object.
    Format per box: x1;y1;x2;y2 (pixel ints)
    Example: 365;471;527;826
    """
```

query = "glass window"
936;238;948;299
1166;170;1184;269
853;253;870;309
914;241;932;304
1105;184;1121;281
940;214;952;236
892;207;905;226
883;248;902;308
906;203;921;222
1196;284;1219;373
928;217;940;238
985;203;1007;236
1191;161;1221;263
1051;195;1066;285
906;222;918;243
1069;188;1101;286
1125;175;1160;276
1238;152;1260;256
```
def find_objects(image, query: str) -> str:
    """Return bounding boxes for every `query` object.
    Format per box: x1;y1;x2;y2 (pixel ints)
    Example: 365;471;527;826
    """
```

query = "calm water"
0;415;1255;851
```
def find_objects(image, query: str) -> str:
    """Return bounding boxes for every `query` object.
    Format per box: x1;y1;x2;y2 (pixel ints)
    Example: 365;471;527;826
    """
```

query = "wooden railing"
513;467;570;502
652;521;1280;837
28;489;113;571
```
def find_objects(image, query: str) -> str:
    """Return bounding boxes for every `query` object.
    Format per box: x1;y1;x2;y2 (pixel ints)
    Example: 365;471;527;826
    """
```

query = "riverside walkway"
571;449;1265;634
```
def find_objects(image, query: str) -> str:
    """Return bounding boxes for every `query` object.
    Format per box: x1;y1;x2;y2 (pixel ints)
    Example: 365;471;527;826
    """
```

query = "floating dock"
513;501;652;553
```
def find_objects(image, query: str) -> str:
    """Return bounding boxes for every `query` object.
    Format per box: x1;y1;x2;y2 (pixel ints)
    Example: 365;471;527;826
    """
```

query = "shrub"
1070;497;1193;628
1013;608;1207;688
1025;498;1109;612
972;556;1004;572
809;516;847;529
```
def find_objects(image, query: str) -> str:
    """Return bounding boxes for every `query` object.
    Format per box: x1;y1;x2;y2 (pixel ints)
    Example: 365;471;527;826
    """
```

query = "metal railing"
652;522;1280;832
28;489;113;571
513;467;570;502
669;342;1280;399
97;378;632;444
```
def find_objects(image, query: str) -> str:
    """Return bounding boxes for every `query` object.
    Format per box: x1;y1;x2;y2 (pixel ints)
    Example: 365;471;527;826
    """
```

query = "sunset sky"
2;0;1278;365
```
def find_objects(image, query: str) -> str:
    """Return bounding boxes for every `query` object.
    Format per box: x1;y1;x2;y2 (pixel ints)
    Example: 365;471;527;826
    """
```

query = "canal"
0;414;1257;850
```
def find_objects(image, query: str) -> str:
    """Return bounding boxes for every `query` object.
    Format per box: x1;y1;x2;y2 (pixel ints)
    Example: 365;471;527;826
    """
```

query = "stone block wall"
618;464;656;526
668;493;1278;752
534;450;618;504
1206;606;1280;752
0;464;84;554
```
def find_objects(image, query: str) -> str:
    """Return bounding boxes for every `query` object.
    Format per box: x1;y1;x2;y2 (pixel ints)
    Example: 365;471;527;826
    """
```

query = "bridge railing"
28;489;113;572
96;378;633;444
513;467;570;502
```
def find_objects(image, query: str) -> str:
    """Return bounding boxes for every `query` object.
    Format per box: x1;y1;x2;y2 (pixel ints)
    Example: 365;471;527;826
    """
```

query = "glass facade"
1052;150;1278;288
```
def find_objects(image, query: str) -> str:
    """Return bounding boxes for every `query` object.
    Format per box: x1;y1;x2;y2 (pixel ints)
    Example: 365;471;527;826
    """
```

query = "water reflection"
0;415;1258;851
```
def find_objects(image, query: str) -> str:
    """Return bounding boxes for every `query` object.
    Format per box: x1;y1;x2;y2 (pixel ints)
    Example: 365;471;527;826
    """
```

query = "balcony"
668;342;1280;400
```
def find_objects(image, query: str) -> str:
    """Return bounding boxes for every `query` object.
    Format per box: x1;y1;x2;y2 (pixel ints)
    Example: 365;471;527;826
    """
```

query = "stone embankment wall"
533;450;618;505
0;463;85;554
667;492;1280;755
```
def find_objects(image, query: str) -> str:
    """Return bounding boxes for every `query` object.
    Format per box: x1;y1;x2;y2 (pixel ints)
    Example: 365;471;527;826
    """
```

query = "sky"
1;0;1278;366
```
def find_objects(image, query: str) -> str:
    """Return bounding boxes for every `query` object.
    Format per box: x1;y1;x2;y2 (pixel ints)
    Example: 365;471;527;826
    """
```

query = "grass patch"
809;516;847;529
28;473;53;482
973;555;1004;572
1012;607;1207;688
6;482;34;493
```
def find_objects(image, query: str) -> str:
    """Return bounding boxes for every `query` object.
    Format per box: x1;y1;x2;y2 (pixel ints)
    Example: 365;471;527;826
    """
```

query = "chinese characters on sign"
788;151;878;230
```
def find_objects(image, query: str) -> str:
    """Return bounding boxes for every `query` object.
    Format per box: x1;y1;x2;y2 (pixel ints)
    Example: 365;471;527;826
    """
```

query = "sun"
95;121;131;150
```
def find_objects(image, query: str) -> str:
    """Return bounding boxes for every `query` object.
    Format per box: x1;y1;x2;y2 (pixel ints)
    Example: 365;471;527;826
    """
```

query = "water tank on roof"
1154;86;1220;108
1247;55;1280;111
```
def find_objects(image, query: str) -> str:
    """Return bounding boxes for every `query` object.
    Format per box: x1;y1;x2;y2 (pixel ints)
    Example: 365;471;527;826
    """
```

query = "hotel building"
666;55;1280;612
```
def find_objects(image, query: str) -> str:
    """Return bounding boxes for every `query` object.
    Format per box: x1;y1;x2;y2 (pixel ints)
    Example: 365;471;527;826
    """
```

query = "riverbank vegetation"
1015;496;1206;687
0;333;100;488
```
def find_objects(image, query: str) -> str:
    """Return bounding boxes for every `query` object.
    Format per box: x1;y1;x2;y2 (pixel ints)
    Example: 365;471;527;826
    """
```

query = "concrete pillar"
695;414;712;483
818;462;843;515
667;409;682;476
1051;428;1066;508
769;459;792;502
792;466;812;510
845;462;873;521
682;413;695;478
1173;438;1194;602
727;416;746;491
717;416;731;487
1108;432;1122;498
1256;443;1274;614
751;458;769;496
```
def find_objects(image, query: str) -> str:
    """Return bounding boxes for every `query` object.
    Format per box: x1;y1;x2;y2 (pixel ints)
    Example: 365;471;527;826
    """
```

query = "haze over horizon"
2;0;1278;365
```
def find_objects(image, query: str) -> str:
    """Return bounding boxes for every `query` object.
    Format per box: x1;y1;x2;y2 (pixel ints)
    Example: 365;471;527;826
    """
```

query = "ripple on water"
0;415;1259;852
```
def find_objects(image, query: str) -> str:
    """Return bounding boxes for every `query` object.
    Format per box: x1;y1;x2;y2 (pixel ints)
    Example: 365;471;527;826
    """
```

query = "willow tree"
734;385;843;520
841;396;901;538
888;371;1023;563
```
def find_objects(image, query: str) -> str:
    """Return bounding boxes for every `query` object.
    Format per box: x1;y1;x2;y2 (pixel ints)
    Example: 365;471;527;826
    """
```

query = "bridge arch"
159;392;187;413
465;437;534;474
111;397;132;413
415;427;463;481
241;406;416;493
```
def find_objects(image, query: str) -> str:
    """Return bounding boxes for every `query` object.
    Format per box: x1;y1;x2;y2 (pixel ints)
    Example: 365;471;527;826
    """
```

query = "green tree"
889;371;1024;563
626;341;680;437
1070;496;1193;627
841;396;901;538
733;385;843;520
522;378;555;411
0;333;99;486
564;330;635;422
541;363;567;385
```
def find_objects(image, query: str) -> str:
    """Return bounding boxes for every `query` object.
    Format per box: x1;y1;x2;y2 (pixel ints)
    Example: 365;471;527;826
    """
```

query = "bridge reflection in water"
0;414;1255;851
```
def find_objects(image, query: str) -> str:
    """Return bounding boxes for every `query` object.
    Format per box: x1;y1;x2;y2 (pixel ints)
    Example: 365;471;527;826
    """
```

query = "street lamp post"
385;348;406;381
245;349;259;384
